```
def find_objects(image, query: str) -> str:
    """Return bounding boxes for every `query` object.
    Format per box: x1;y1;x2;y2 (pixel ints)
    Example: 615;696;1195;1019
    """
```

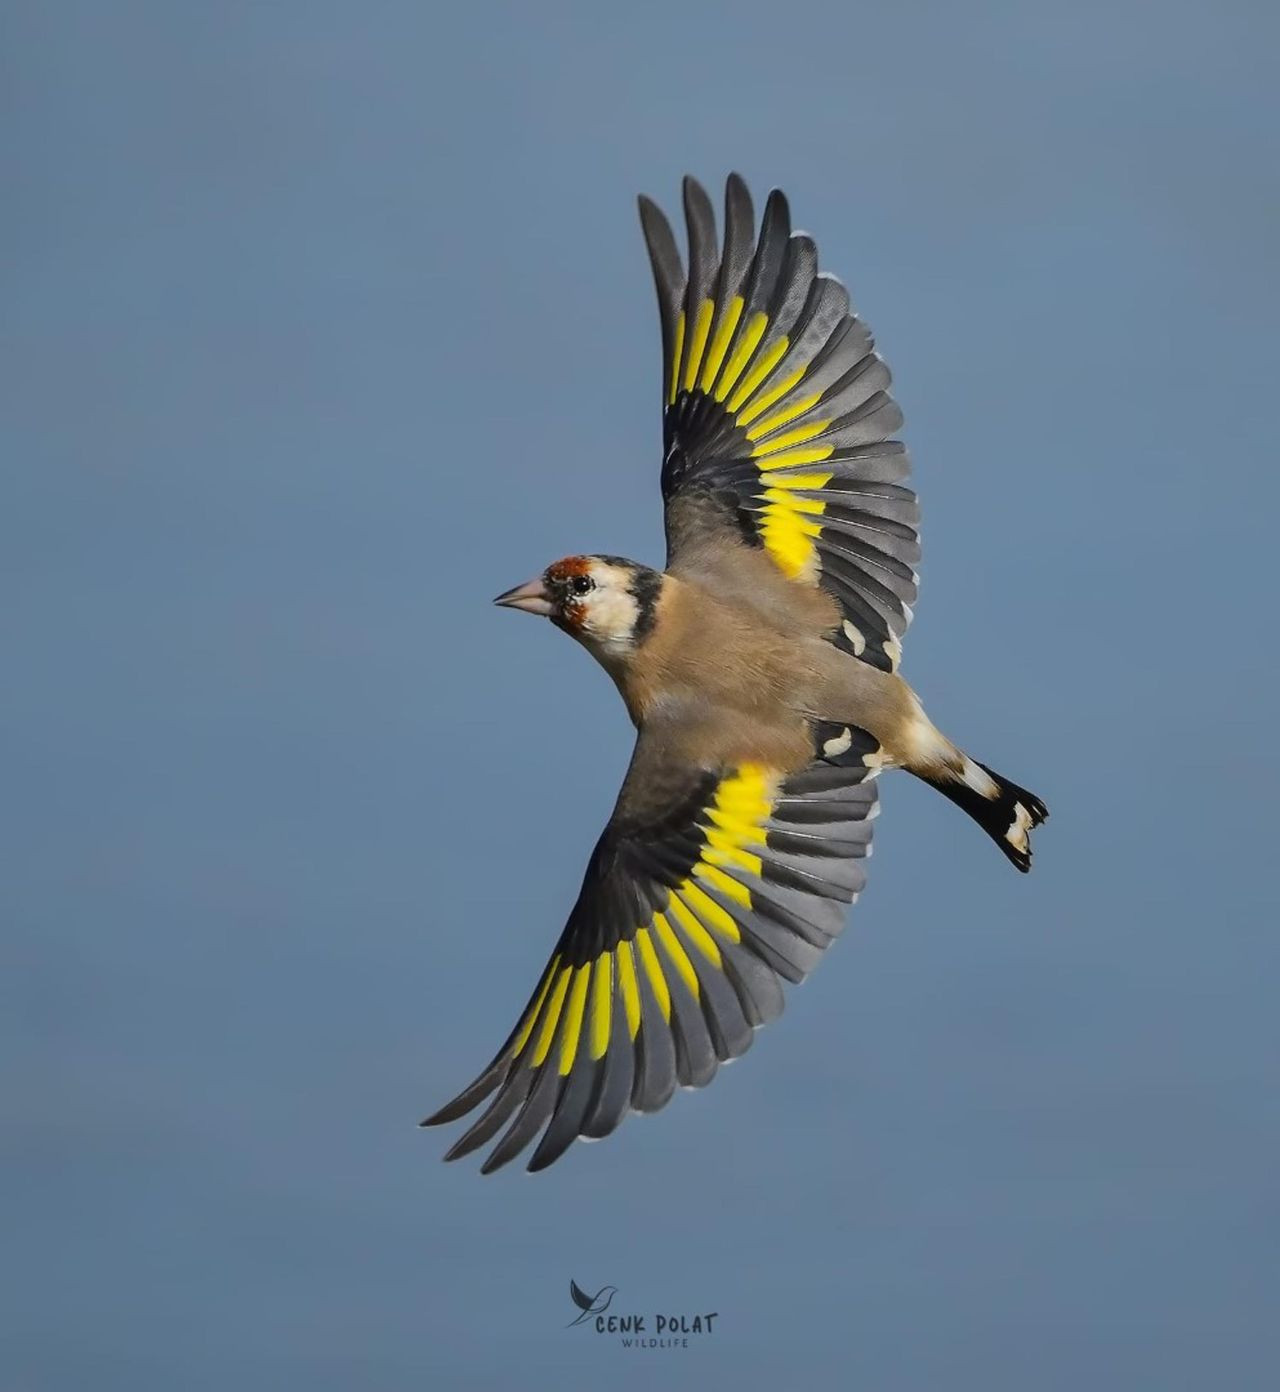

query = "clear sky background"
4;2;1278;1388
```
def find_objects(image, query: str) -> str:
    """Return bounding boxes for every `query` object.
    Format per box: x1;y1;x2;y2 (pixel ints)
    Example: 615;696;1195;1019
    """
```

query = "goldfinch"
422;175;1047;1173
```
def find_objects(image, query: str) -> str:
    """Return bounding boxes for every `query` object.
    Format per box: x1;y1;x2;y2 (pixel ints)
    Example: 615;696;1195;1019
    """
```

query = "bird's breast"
620;581;828;737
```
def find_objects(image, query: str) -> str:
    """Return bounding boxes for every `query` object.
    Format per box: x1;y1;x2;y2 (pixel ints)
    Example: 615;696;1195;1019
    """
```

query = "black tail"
920;757;1048;873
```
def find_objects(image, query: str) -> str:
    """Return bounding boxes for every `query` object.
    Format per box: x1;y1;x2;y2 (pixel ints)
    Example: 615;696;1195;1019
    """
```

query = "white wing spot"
842;620;866;656
1005;802;1033;852
822;727;853;758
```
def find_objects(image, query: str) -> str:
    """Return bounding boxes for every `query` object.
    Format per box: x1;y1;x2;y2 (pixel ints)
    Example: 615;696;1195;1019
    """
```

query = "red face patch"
544;555;592;583
543;556;593;631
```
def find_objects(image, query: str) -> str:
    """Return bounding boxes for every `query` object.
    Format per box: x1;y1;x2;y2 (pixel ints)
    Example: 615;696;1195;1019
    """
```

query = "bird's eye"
570;575;595;597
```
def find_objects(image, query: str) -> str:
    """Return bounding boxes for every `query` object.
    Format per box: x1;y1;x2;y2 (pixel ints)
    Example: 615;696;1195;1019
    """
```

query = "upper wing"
422;721;882;1173
640;174;920;673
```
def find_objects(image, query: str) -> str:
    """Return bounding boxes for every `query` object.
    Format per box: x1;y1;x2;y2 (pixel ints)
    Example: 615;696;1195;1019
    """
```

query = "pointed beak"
493;575;554;617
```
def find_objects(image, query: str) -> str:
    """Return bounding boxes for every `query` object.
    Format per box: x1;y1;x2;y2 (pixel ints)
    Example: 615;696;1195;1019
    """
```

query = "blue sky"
4;2;1278;1387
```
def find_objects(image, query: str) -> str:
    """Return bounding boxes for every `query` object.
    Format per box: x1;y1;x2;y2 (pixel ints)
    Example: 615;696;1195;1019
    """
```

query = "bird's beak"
493;575;555;617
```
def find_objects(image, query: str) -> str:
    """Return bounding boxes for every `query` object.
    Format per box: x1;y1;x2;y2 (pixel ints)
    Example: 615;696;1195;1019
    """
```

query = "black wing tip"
763;185;791;225
637;195;683;292
419;1100;467;1128
421;1088;481;1126
682;172;713;208
418;1056;510;1129
640;175;790;226
478;1148;522;1177
637;197;672;244
644;173;763;218
637;192;676;237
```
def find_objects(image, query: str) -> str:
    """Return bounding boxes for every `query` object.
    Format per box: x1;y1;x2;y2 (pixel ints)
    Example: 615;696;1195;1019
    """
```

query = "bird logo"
567;1279;617;1327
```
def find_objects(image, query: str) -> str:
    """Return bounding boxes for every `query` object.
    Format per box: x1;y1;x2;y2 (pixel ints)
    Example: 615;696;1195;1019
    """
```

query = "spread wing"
640;174;920;673
422;721;882;1172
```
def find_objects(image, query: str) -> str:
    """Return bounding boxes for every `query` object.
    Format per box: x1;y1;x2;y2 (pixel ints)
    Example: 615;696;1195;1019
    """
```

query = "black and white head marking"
543;555;663;656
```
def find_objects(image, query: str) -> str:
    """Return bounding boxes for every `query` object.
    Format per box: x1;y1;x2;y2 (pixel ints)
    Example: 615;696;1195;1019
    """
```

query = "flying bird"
567;1280;617;1327
422;174;1047;1173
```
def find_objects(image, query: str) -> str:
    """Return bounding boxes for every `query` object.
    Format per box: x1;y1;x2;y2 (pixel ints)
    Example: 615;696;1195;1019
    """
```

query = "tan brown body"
610;543;959;788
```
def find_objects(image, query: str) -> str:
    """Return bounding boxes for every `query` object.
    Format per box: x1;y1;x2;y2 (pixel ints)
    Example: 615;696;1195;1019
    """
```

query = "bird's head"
494;555;663;665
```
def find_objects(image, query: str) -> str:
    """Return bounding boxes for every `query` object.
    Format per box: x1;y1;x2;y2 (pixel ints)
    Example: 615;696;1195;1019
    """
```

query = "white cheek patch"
581;563;640;647
583;588;639;643
1005;802;1033;853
